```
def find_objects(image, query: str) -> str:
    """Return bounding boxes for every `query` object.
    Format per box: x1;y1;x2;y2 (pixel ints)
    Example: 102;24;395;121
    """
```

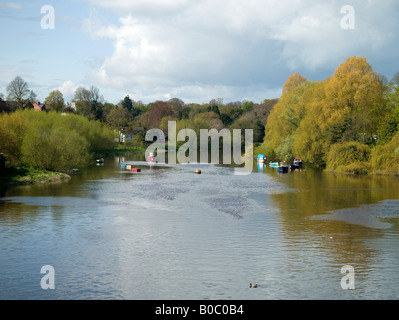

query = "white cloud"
82;0;399;102
0;2;22;10
58;80;78;102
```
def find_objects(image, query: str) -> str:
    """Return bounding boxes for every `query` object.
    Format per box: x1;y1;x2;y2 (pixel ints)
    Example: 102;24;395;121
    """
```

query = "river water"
1;153;399;300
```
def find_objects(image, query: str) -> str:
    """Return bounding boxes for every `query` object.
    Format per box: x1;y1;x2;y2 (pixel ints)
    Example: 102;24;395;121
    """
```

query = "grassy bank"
0;166;71;186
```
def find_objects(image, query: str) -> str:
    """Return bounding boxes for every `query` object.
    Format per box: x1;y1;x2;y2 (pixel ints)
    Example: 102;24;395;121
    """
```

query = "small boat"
293;158;303;168
257;154;267;163
147;152;157;163
290;164;301;171
278;166;289;174
96;158;104;163
147;152;158;163
278;162;289;174
269;162;279;168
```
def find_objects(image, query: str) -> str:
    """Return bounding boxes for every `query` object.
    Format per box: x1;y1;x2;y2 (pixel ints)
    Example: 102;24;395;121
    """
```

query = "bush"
370;132;399;175
0;110;117;172
0;112;28;166
335;162;372;175
326;142;371;174
21;125;90;171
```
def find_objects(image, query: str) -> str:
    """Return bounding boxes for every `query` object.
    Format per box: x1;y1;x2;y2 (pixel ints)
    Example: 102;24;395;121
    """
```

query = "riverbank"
95;146;146;157
0;166;71;186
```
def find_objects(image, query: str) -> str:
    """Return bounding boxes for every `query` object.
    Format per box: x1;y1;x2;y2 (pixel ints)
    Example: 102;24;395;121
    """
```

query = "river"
1;153;399;300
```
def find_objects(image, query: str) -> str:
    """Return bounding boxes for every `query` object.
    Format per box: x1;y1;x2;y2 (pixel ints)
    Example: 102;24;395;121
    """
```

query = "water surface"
1;156;399;300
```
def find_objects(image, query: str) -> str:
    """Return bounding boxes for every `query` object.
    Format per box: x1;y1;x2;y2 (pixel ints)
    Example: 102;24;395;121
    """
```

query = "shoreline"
0;167;71;187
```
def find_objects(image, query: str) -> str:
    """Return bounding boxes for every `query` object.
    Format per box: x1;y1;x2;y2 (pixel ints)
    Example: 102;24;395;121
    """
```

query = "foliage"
326;142;371;174
143;101;176;129
21;124;90;172
73;86;105;120
0;111;28;165
106;106;132;130
6;76;31;102
263;56;389;172
370;132;399;176
0;110;117;172
45;90;65;112
282;72;307;95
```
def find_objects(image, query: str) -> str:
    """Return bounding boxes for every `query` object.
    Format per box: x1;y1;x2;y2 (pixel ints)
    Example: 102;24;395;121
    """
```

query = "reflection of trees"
268;169;399;271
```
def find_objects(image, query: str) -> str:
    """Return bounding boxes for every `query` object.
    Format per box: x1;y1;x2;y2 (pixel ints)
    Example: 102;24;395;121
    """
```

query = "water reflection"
1;155;399;299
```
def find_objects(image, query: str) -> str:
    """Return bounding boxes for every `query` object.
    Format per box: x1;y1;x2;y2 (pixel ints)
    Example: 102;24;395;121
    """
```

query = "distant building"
33;102;47;112
119;127;145;143
0;99;50;113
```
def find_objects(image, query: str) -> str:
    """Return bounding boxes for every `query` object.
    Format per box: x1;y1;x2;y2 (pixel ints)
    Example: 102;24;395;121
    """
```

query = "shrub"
0;110;117;172
21;124;90;171
326;142;371;175
370;132;399;175
0;112;28;166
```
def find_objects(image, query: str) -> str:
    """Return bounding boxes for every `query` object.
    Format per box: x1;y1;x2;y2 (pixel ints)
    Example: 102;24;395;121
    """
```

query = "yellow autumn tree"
323;56;385;142
262;77;317;162
282;72;307;96
261;56;387;169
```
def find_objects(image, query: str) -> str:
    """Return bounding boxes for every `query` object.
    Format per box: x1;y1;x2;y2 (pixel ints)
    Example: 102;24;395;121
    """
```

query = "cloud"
82;0;399;102
0;2;22;10
58;80;78;102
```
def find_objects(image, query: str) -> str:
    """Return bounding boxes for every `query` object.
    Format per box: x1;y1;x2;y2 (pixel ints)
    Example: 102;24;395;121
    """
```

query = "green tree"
45;90;65;112
6;76;30;102
122;95;133;112
21;124;90;172
0;111;28;166
106;106;132;131
74;86;104;120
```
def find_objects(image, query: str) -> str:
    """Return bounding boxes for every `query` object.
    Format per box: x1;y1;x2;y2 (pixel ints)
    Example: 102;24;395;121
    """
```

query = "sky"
0;0;398;105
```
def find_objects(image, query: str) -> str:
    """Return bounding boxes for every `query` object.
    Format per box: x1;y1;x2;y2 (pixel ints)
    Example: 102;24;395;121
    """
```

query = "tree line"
1;76;278;147
256;56;399;175
0;110;117;172
3;55;397;175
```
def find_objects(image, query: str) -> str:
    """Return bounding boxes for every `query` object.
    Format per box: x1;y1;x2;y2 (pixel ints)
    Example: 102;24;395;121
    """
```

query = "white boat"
147;152;157;163
257;154;267;163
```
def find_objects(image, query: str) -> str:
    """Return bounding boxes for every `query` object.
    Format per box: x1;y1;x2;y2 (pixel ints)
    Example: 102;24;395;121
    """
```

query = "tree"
122;95;133;112
74;87;91;117
241;100;254;112
73;86;104;120
28;90;37;103
282;73;307;95
0;111;28;166
144;101;175;129
106;106;132;130
21;124;90;172
168;98;185;119
6;76;31;102
45;90;65;112
324;56;385;139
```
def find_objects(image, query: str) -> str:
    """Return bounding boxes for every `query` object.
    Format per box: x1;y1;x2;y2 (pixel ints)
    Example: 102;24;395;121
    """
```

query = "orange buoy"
196;169;202;174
